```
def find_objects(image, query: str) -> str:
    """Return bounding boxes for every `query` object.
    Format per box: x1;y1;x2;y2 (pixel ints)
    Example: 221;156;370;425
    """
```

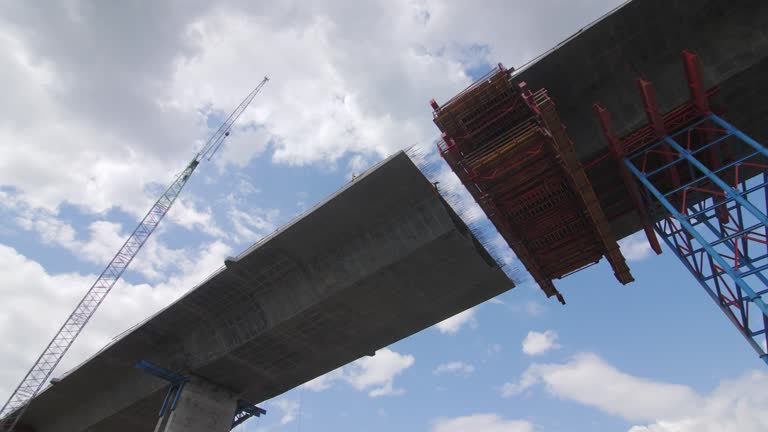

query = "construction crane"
0;76;269;432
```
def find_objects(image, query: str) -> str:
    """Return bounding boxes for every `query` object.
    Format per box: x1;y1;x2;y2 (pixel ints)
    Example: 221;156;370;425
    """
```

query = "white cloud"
302;368;345;392
487;343;503;355
618;231;655;262
501;298;547;317
0;0;627;226
433;361;475;376
0;0;623;311
270;398;300;425
501;353;701;421
521;330;561;356
432;413;534;432
500;352;768;431
236;177;260;196
10;206;193;282
227;205;280;244
347;154;373;178
346;348;415;397
168;4;474;169
435;308;477;335
301;348;415;397
169;197;226;238
524;301;545;317
0;240;231;399
628;370;768;432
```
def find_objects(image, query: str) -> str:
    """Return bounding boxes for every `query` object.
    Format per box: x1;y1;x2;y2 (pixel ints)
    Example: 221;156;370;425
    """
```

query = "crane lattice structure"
0;76;269;432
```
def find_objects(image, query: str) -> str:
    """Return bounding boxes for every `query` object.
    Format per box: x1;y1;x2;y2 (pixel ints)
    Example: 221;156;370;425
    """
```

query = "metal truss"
0;77;269;432
135;360;189;424
625;113;768;364
231;401;267;430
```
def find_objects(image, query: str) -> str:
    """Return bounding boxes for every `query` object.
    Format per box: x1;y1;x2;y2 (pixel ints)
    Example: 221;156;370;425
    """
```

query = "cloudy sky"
1;1;767;431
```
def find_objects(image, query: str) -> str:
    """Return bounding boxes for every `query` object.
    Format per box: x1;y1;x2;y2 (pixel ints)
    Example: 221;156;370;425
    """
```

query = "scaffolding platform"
431;65;632;303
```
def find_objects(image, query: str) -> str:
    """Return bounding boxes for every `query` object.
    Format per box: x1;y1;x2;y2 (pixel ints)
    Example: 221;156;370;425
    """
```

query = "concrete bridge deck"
17;151;513;431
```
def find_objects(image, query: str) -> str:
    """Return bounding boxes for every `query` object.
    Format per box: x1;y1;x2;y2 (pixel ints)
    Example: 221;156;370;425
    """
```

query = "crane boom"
0;76;269;432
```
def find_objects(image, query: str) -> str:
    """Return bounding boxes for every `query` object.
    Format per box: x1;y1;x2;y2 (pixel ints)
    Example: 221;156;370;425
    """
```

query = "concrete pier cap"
160;377;238;432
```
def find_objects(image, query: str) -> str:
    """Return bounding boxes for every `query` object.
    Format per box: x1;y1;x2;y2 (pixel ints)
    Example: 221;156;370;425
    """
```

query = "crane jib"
0;76;268;431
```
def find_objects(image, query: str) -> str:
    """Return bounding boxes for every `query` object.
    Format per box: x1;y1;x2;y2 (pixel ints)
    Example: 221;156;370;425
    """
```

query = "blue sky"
1;1;767;431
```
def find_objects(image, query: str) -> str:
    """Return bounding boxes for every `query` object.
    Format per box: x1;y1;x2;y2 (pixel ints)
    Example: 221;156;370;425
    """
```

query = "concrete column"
161;377;238;432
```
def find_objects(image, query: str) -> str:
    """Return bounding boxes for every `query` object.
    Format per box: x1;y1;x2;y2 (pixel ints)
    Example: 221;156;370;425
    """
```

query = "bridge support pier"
159;377;239;432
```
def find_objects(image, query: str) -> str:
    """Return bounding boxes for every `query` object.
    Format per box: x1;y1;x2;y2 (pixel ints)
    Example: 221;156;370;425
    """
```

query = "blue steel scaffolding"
136;360;266;430
625;114;768;364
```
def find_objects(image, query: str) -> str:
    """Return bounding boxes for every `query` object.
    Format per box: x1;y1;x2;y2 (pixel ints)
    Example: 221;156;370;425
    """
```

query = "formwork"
431;64;632;302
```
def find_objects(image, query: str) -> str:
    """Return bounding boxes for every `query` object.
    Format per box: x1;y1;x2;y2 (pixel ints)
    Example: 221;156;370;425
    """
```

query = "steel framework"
0;77;269;432
430;65;631;304
135;361;266;431
625;114;768;364
135;360;189;428
231;401;267;430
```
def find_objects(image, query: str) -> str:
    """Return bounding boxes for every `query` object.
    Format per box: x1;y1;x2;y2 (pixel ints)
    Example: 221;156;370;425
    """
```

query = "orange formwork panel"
431;65;632;303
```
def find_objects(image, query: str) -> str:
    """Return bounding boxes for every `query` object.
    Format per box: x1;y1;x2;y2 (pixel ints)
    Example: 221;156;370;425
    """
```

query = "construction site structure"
0;77;270;432
430;64;632;304
595;52;768;363
431;52;768;364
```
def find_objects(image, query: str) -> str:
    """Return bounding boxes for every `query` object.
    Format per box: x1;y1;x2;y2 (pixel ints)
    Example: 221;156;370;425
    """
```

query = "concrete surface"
512;0;768;239
12;0;768;429
160;378;238;432
16;151;513;431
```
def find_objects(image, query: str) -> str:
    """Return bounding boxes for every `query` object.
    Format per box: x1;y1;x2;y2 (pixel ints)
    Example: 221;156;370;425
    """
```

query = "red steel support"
535;91;633;285
683;50;728;223
430;98;440;112
595;103;662;255
431;68;630;304
639;79;667;139
639;79;683;193
682;51;709;114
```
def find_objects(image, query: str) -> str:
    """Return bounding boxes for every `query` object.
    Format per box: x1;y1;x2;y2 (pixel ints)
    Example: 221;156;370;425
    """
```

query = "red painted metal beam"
639;79;668;138
638;78;683;196
594;103;662;255
682;50;728;222
682;50;709;115
432;66;633;304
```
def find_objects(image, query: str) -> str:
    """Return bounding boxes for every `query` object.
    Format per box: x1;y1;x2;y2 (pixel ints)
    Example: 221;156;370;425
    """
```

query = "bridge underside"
513;0;768;239
17;152;513;432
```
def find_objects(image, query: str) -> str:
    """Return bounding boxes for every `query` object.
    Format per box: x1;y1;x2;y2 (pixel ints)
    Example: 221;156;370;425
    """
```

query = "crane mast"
0;76;269;432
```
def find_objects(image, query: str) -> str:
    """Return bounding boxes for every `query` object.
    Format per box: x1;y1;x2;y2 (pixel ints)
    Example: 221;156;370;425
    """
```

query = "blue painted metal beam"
625;113;768;365
135;360;186;385
135;361;189;418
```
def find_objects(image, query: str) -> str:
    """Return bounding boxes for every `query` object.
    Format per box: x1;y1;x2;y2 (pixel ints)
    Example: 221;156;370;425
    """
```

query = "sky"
0;1;767;431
